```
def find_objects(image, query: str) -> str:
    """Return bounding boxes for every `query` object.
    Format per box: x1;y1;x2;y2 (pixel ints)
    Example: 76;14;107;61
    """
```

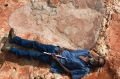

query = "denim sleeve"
78;50;92;58
83;51;92;58
71;67;90;79
50;62;62;73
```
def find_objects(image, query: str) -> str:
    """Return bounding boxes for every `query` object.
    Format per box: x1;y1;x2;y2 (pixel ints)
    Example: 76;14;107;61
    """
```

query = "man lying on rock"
1;28;106;79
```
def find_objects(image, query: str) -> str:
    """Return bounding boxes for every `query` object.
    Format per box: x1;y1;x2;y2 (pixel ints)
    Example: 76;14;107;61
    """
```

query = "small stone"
47;0;60;8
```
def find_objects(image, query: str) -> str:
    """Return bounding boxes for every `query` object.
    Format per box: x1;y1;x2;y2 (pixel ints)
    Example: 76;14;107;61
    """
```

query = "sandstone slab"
0;0;114;79
9;0;104;49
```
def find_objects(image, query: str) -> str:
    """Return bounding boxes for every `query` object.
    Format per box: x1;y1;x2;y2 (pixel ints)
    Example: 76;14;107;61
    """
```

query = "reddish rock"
49;0;60;5
83;66;113;79
0;0;115;79
106;12;120;79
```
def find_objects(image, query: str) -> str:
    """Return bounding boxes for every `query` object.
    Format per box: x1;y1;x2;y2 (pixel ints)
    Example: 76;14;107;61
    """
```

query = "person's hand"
79;56;89;63
51;53;57;60
90;49;100;57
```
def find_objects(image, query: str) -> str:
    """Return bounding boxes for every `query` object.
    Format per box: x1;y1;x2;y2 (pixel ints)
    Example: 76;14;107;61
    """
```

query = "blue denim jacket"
50;50;91;79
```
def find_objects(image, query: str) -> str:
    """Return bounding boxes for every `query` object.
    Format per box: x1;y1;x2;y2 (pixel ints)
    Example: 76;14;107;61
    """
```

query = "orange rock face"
104;0;120;78
106;13;120;79
50;0;60;5
0;0;118;79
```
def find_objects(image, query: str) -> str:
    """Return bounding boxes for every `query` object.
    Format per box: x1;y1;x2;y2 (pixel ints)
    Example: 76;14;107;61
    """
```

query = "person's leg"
8;28;60;53
11;36;60;53
9;47;52;64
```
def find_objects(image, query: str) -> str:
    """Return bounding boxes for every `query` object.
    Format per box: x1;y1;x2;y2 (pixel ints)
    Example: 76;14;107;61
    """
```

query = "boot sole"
0;37;9;52
0;37;7;44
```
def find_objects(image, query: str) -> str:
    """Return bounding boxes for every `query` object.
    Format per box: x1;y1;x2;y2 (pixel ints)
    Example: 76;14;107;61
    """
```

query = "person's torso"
59;50;91;70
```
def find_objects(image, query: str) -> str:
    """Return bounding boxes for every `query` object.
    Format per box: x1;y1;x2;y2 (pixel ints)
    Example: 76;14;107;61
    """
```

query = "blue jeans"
10;36;59;64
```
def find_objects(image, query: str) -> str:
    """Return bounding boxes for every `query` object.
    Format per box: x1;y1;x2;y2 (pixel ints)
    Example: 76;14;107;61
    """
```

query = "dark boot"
1;37;7;43
8;28;16;43
1;42;12;52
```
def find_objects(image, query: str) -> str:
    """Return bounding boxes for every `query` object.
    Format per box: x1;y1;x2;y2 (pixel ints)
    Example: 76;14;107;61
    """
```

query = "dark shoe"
1;37;7;43
8;28;16;42
1;42;12;52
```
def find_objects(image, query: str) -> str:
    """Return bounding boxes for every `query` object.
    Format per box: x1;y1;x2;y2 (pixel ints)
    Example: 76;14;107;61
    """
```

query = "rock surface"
105;0;120;78
0;0;119;79
8;0;104;49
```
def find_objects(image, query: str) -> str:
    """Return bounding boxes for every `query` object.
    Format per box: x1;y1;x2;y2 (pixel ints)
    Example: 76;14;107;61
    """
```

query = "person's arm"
71;68;90;79
55;46;74;54
51;54;71;77
79;56;89;63
90;48;102;57
62;47;74;51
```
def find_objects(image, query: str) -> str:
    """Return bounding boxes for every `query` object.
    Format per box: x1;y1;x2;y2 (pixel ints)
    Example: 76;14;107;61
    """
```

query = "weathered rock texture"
0;0;118;79
8;0;104;49
105;0;120;79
